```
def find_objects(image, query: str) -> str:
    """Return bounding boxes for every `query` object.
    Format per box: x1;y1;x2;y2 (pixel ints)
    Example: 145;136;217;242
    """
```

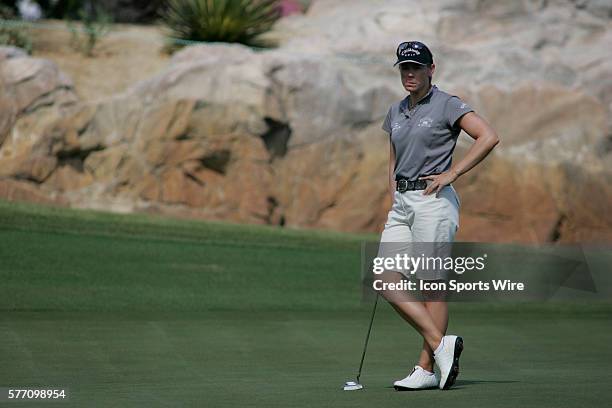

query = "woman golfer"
377;41;499;391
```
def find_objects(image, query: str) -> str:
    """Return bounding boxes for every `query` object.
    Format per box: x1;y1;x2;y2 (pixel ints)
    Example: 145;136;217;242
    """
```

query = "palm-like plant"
161;0;280;48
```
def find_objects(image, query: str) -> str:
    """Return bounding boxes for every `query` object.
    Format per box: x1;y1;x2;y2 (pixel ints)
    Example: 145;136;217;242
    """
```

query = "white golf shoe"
433;335;464;390
393;365;438;391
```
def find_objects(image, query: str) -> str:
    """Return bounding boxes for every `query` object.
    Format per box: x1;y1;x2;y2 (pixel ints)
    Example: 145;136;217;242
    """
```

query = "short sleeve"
382;107;392;134
445;96;474;128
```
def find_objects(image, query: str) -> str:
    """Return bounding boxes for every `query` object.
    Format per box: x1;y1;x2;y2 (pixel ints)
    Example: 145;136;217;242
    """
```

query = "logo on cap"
399;43;421;57
394;41;433;66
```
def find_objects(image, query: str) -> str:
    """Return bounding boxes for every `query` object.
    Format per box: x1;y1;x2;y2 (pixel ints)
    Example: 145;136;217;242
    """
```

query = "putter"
343;293;379;391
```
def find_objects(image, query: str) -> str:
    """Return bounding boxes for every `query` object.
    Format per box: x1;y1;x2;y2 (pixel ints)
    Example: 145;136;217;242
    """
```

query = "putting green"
1;200;611;407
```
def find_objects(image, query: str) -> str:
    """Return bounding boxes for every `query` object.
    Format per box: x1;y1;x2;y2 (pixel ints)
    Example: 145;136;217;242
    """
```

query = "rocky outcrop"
0;0;610;243
0;45;77;205
0;42;392;227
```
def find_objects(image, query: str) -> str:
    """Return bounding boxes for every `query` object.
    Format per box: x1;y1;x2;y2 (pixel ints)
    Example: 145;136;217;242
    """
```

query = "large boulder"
0;0;610;244
0;45;79;200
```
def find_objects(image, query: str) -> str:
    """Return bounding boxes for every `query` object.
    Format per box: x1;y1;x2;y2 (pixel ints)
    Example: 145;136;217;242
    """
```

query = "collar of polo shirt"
401;85;437;113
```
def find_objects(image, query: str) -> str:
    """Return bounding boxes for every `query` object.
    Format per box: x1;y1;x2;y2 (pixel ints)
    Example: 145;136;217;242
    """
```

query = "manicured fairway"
1;200;611;407
2;309;612;407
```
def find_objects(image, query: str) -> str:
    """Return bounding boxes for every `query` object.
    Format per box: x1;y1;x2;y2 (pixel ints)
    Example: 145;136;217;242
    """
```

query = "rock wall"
0;0;610;243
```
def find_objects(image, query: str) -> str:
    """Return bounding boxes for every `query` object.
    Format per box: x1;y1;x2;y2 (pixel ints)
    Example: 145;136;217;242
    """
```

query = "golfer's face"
399;63;432;93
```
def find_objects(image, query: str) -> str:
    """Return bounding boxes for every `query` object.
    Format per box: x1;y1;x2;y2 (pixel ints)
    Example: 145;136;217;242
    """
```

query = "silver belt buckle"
397;179;408;192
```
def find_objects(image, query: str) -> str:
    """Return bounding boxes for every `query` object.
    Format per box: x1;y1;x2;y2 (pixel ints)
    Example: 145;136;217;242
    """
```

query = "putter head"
343;381;364;391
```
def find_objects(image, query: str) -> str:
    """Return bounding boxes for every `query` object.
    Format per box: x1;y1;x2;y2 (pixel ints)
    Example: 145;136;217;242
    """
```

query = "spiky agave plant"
161;0;280;48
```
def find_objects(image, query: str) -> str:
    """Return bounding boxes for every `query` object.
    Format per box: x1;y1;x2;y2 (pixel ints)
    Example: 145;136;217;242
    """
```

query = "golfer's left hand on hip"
420;170;458;195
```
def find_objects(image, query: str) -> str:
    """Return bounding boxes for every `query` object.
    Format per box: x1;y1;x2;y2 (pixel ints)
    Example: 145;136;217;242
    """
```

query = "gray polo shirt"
382;85;474;180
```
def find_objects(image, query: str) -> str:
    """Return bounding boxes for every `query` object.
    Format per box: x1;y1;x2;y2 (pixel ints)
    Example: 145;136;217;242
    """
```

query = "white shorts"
377;184;460;281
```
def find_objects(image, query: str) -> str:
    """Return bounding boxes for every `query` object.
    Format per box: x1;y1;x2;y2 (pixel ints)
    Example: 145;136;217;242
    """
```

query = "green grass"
0;199;371;312
0;199;611;407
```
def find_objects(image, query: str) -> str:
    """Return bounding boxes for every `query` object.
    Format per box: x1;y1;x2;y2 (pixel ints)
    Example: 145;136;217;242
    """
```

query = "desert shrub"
160;0;281;49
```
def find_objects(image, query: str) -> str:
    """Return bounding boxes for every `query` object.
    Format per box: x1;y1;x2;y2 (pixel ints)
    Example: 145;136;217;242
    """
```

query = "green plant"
0;5;32;53
65;3;112;57
161;0;281;50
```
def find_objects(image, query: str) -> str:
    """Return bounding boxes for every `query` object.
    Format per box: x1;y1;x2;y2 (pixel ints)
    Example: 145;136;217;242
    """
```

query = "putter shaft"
356;293;379;383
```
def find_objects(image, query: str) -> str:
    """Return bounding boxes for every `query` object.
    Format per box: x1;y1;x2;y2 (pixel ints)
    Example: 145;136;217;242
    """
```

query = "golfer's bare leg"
378;272;443;351
418;300;448;372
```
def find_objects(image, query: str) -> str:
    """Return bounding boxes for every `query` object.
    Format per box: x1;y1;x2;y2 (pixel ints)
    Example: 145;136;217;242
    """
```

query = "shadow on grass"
452;379;520;390
384;379;519;391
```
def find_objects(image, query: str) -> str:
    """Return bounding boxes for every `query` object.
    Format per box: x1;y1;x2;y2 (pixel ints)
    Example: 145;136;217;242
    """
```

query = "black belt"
396;177;427;192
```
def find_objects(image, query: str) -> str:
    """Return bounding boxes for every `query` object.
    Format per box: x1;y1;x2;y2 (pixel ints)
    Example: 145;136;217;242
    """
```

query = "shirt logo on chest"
417;117;433;128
